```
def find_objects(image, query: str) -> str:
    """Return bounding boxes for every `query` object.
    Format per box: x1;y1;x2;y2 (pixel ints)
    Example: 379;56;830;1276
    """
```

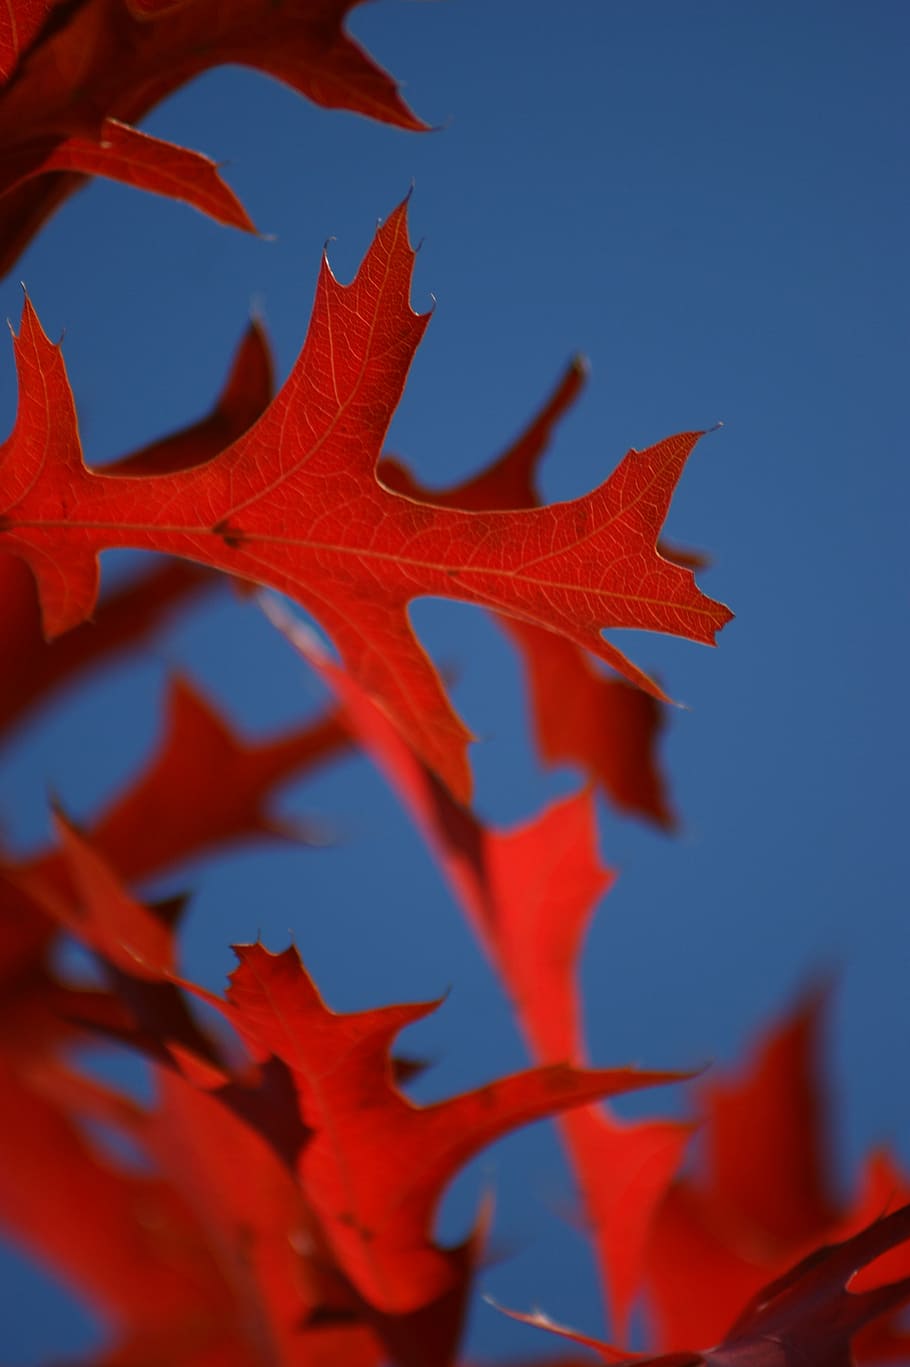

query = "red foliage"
0;318;272;740
0;201;731;802
0;4;904;1366
379;358;681;829
0;0;423;272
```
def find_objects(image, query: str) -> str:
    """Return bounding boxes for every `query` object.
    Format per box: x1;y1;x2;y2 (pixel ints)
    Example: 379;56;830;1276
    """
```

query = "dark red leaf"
495;1205;910;1367
0;0;425;269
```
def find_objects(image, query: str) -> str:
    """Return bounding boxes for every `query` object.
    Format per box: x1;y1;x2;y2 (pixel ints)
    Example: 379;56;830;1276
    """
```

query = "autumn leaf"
495;1204;910;1367
646;991;910;1364
0;0;54;81
10;673;350;894
221;939;688;1316
79;675;349;878
1;676;350;1075
16;817;314;1167
379;355;700;828
0;0;426;270
498;616;677;829
0;199;732;802
647;991;843;1347
267;603;691;1334
8;806;689;1333
0;318;272;741
0;1051;385;1366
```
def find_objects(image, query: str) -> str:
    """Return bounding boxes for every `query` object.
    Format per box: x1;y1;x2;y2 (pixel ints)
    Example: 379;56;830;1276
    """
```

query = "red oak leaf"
495;1204;910;1366
0;1056;234;1349
4;672;348;933
0;0;425;270
15;817;482;1365
16;674;350;890
647;991;842;1348
645;991;910;1365
0;672;349;1077
26;808;177;978
82;675;350;879
0;316;274;740
221;938;687;1316
0;200;732;802
267;604;691;1334
0;0;55;81
11;809;686;1339
0;117;255;240
0;1051;385;1366
16;818;314;1167
499;616;677;829
379;357;695;828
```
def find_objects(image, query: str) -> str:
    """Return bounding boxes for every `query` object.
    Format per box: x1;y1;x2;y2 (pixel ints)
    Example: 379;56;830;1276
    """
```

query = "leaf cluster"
0;5;907;1366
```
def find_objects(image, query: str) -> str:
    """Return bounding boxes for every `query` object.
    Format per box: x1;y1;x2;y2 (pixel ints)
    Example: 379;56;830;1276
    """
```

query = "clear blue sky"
1;2;908;1361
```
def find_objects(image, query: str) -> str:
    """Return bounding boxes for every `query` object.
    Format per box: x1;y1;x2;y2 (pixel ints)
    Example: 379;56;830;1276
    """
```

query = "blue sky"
1;2;909;1361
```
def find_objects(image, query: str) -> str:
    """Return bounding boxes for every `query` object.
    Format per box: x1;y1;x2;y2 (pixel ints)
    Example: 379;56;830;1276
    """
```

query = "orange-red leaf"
0;200;732;801
1;673;350;1075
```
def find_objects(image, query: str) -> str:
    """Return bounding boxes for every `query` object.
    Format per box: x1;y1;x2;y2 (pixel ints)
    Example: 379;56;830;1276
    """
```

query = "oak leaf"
8;807;690;1339
77;675;350;879
267;603;691;1333
496;1204;910;1366
0;318;272;740
1;676;349;1085
0;0;425;270
379;356;706;828
4;676;349;961
0;199;732;802
0;0;53;81
0;1051;383;1366
646;991;910;1364
222;938;688;1316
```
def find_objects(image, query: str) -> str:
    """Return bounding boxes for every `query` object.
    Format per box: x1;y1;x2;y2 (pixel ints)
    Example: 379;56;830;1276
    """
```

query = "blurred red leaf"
500;617;677;828
0;0;425;270
645;992;910;1365
495;1204;910;1367
17;673;350;889
0;1050;385;1366
0;200;732;802
0;675;350;1082
83;675;349;878
0;0;55;81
